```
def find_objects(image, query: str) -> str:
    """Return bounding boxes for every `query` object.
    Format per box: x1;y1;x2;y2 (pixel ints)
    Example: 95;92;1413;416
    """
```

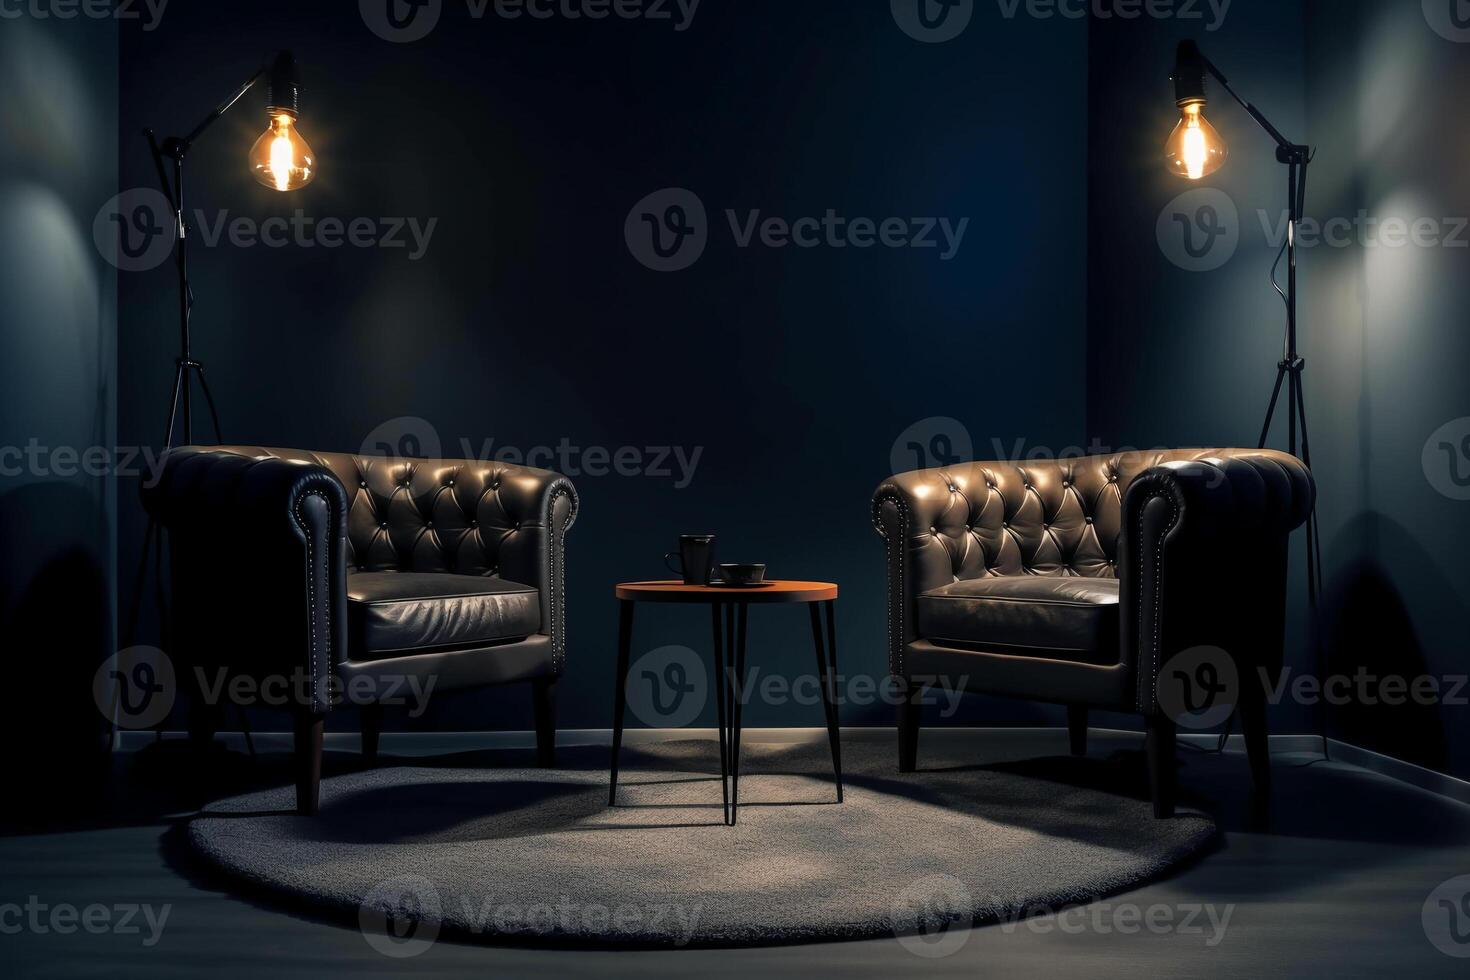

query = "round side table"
608;580;842;826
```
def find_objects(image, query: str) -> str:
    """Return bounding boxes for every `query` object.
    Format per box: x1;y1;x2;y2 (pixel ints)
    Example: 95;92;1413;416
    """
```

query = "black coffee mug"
665;534;716;585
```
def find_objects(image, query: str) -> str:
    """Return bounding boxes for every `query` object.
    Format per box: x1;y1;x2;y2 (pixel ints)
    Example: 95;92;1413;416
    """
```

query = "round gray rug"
186;739;1216;948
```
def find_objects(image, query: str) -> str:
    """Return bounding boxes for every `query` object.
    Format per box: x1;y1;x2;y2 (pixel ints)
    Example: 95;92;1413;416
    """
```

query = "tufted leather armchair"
143;445;578;815
873;449;1313;816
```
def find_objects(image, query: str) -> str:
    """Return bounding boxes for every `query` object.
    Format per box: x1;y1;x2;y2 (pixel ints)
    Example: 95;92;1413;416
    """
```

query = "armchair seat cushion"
347;571;540;659
915;576;1119;666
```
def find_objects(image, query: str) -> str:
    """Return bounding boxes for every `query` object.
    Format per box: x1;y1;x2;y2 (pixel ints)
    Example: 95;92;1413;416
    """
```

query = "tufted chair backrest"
205;446;571;578
882;449;1304;580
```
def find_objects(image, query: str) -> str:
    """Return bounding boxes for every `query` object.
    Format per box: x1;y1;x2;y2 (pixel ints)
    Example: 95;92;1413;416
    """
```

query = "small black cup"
665;534;716;585
717;563;767;586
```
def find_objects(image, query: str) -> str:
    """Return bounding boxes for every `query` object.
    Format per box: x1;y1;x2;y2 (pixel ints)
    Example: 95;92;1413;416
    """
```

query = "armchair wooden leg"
294;712;324;816
1067;705;1088;757
897;679;921;773
1145;713;1177;818
1239;674;1272;796
360;703;383;764
532;677;557;768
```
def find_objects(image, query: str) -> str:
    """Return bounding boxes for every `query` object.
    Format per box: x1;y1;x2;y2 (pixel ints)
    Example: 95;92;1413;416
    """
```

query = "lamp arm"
182;66;267;148
1196;55;1294;150
1190;50;1297;152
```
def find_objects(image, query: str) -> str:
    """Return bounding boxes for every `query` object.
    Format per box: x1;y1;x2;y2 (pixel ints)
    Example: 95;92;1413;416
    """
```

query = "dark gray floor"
5;730;1470;978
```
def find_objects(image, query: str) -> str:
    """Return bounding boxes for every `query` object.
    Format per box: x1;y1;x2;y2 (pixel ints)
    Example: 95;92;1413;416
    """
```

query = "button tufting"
1085;516;1094;524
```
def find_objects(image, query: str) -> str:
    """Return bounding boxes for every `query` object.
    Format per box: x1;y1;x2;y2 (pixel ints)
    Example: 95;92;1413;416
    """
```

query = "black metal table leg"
710;602;731;825
728;601;749;824
608;599;634;806
811;600;843;802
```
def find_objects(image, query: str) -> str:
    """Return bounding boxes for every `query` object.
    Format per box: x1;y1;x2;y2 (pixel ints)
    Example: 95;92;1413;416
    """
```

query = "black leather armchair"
873;449;1313;816
143;446;578;814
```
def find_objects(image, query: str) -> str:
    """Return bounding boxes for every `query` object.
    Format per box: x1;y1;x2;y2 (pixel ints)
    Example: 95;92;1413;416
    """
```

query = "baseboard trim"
114;727;1470;807
107;727;1341;752
1323;738;1470;807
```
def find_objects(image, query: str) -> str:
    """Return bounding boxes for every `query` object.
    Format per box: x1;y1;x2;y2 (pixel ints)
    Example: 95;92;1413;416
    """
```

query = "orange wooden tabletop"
614;580;838;603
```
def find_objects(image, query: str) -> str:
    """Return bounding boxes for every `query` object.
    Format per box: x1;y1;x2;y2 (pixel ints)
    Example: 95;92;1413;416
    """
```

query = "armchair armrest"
1118;452;1314;714
142;447;349;714
872;468;962;677
481;465;579;675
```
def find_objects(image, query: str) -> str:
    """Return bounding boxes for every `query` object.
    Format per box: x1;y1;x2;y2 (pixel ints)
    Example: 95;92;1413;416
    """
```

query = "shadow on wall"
0;484;113;826
1320;512;1447;773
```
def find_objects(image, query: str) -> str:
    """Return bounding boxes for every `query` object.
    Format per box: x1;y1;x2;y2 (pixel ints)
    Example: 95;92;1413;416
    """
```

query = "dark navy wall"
1298;0;1470;779
118;2;1090;732
0;13;117;814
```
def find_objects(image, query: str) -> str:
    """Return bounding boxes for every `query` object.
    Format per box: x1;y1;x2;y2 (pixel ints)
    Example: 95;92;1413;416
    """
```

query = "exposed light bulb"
249;113;315;191
1164;103;1227;180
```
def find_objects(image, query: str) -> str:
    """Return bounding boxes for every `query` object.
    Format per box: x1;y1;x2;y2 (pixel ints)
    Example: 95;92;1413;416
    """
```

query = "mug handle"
663;552;684;578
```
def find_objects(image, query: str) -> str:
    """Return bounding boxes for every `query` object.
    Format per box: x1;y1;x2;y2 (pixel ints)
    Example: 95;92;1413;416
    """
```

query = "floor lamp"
1164;40;1327;753
144;49;318;448
120;51;319;746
